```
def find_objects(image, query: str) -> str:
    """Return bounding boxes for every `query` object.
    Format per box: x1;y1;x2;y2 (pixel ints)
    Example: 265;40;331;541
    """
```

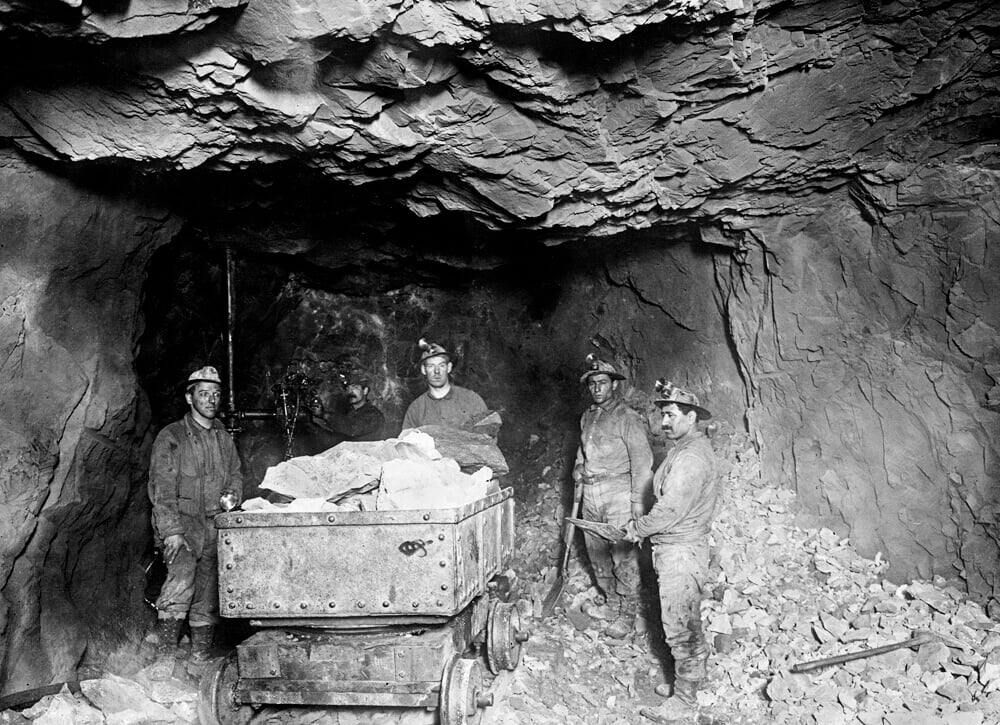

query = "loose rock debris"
6;433;999;725
508;433;1000;725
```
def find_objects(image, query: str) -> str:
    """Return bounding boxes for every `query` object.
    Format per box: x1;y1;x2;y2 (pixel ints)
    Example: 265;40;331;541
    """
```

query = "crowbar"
790;629;975;674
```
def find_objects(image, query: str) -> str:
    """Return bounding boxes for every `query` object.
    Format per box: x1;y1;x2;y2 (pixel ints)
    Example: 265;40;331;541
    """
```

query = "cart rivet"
438;533;445;540
273;602;281;609
246;602;254;609
412;601;419;608
357;601;365;608
270;668;277;676
327;515;336;523
328;602;336;608
226;586;234;593
439;561;447;568
398;671;406;678
228;602;236;609
224;537;231;545
436;600;443;606
422;513;430;521
225;563;234;570
300;602;308;609
383;601;390;607
235;517;243;524
441;584;448;591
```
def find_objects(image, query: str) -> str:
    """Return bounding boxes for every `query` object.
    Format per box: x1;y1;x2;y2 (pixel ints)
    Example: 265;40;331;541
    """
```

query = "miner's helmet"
186;365;222;390
654;379;712;420
418;338;450;363
579;353;625;384
340;369;371;389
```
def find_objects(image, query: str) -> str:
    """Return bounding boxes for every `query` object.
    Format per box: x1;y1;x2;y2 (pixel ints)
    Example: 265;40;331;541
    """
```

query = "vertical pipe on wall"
225;246;236;416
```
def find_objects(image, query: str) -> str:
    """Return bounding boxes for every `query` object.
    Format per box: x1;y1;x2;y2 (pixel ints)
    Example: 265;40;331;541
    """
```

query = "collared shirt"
148;413;243;541
402;385;488;430
574;397;653;504
634;430;718;544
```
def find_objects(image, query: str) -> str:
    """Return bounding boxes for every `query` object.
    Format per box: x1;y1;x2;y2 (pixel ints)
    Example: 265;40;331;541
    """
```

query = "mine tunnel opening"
135;221;741;497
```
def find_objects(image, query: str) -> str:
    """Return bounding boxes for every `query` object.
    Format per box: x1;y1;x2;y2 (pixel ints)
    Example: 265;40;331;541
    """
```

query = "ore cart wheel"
198;652;253;725
486;601;524;674
440;655;489;725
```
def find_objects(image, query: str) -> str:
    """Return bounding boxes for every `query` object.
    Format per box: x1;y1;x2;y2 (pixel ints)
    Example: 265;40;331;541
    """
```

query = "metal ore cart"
198;487;525;725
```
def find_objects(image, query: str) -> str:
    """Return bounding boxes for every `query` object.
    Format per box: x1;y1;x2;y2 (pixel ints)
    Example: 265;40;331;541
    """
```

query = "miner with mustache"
625;380;720;723
308;368;385;443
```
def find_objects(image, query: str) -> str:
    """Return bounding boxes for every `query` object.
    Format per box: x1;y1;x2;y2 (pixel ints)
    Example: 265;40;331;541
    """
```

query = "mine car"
198;487;525;725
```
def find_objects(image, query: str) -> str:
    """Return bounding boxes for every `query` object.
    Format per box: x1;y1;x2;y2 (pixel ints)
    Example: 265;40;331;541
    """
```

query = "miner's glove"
163;534;191;564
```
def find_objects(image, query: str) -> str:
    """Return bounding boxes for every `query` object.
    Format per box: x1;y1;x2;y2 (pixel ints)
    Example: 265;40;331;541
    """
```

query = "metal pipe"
225;246;236;415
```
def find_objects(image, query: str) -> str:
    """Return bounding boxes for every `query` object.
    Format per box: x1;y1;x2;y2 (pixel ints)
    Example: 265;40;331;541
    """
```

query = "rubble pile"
250;429;500;511
499;432;1000;725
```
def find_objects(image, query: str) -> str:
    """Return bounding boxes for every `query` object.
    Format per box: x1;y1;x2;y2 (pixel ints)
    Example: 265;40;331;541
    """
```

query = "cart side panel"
218;489;514;620
219;522;459;617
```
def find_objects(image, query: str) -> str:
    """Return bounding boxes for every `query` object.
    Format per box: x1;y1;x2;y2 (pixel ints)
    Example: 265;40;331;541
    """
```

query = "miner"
573;354;653;639
401;339;490;430
308;368;385;443
625;380;719;722
148;365;242;675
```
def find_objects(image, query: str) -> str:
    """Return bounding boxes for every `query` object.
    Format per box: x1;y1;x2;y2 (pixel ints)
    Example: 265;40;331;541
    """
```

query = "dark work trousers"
155;515;219;627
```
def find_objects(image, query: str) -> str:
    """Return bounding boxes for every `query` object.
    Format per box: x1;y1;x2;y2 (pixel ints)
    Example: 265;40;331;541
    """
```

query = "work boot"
150;618;183;679
189;625;215;663
642;679;700;723
605;598;637;639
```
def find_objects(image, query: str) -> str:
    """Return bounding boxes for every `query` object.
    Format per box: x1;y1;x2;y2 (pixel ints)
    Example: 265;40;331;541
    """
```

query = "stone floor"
6;435;1000;725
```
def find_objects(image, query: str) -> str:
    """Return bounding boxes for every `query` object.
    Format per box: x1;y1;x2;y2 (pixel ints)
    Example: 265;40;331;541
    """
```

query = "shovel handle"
559;480;585;568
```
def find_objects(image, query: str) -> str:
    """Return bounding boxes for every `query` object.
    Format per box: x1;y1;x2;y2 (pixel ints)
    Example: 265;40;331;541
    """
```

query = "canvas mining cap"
187;365;222;388
654;379;712;420
579;353;625;384
418;338;450;363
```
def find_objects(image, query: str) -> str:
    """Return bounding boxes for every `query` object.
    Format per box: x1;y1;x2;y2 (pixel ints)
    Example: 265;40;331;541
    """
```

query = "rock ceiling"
2;0;996;240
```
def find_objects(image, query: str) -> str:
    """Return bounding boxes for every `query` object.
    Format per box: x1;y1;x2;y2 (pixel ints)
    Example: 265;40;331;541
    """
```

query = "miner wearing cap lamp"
307;369;385;443
147;365;243;675
402;339;489;431
573;354;653;639
624;381;720;722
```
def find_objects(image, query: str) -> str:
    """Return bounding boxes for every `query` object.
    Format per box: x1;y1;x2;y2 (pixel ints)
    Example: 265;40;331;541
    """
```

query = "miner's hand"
623;520;640;544
308;399;324;417
631;503;644;521
163;534;191;565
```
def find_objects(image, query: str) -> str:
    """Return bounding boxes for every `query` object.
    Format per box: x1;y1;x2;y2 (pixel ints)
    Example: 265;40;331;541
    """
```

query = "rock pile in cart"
504;432;1000;725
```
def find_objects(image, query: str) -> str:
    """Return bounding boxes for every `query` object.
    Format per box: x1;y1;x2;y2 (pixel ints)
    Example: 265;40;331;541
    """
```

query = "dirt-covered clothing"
652;542;710;682
633;430;718;544
574;398;653;505
317;401;385;442
148;413;242;624
581;477;641;601
635;428;718;684
402;385;488;430
574;397;653;606
155;515;220;626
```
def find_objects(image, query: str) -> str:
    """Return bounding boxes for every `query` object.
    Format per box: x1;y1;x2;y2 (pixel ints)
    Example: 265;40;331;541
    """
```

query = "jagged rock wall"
715;169;1000;600
0;152;181;692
